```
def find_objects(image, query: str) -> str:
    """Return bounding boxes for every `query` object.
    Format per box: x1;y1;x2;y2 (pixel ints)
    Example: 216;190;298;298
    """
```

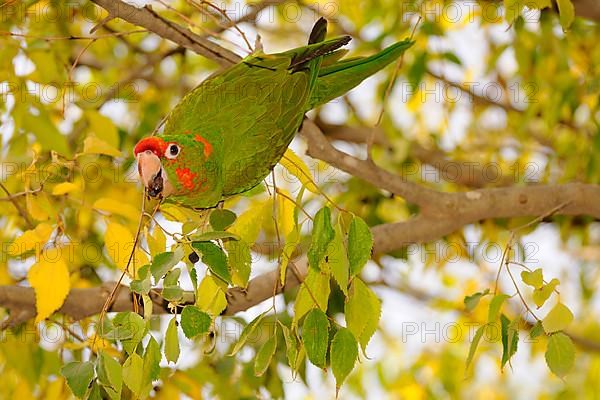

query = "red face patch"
175;167;198;191
133;137;167;157
194;134;213;159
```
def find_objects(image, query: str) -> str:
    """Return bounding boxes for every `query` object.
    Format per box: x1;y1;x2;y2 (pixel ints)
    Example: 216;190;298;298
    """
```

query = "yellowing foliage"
27;247;70;323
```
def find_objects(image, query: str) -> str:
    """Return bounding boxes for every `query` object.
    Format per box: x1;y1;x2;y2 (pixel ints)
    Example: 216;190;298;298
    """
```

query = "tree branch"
302;120;448;212
89;0;241;66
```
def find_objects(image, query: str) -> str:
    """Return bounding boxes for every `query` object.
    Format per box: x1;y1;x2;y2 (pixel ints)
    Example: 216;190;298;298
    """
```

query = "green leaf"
164;268;181;286
542;302;574;333
464;288;490;312
488;294;510;323
280;322;302;373
209;209;237;231
254;327;278;376
130;265;151;295
123;353;144;397
229;312;267;356
345;279;381;352
307;207;335;270
142;294;153;321
161;285;184;302
142;336;161;395
191;231;240;242
530;320;544;339
441;51;462;65
500;314;519;369
556;0;575;29
408;51;427;90
181;306;212;338
150;249;184;281
280;225;301;285
466;325;485;372
328;222;349;296
533;278;559;308
88;382;102;400
191;241;231;283
545;332;575;378
112;312;147;354
293;268;331;324
165;316;180;364
302;309;329;368
61;361;95;398
225;240;251;288
521;268;543;289
331;328;358;391
97;352;122;400
347;216;373;276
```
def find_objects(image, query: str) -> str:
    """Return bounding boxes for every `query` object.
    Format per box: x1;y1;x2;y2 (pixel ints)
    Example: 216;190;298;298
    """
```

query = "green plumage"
148;19;413;208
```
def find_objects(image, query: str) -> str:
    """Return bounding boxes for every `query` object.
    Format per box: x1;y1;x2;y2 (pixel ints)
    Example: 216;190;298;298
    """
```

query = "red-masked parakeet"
134;18;413;208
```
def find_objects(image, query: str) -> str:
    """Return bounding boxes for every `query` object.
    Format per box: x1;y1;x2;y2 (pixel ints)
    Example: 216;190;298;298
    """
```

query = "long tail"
308;38;414;109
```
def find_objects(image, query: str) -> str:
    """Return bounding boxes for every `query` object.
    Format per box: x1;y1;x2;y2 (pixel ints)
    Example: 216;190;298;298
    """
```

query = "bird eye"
165;144;180;159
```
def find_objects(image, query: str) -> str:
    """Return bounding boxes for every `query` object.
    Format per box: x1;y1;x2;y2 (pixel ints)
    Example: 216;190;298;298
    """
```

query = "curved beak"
137;150;175;198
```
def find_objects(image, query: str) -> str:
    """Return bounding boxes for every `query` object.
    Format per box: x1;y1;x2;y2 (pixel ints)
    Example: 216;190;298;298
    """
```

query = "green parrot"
134;18;413;208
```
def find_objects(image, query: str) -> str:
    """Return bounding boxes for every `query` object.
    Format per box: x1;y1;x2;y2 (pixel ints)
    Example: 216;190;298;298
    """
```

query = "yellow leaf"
147;225;166;255
0;263;13;285
105;221;147;274
277;189;295;237
279;149;319;193
28;247;70;323
86;333;120;356
228;200;269;244
556;0;575;29
9;222;54;256
44;377;66;400
160;203;203;223
82;136;121;158
195;275;228;316
51;182;79;196
12;379;34;399
26;192;51;221
93;197;140;221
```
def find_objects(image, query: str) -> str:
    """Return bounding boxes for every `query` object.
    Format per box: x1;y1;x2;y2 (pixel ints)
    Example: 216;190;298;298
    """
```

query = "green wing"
164;35;351;196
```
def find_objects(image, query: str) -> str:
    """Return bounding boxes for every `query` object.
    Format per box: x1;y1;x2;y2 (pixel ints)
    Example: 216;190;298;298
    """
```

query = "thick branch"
571;0;600;20
2;131;600;324
89;0;241;66
0;257;308;327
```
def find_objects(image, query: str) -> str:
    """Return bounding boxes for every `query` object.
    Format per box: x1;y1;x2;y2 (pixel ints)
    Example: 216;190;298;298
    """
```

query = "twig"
0;182;34;229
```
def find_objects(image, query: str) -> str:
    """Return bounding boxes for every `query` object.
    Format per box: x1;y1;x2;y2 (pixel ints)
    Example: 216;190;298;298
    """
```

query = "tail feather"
308;39;414;108
308;17;327;44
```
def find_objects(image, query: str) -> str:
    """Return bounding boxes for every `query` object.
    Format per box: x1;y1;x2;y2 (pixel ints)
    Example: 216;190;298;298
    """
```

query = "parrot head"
134;133;222;208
